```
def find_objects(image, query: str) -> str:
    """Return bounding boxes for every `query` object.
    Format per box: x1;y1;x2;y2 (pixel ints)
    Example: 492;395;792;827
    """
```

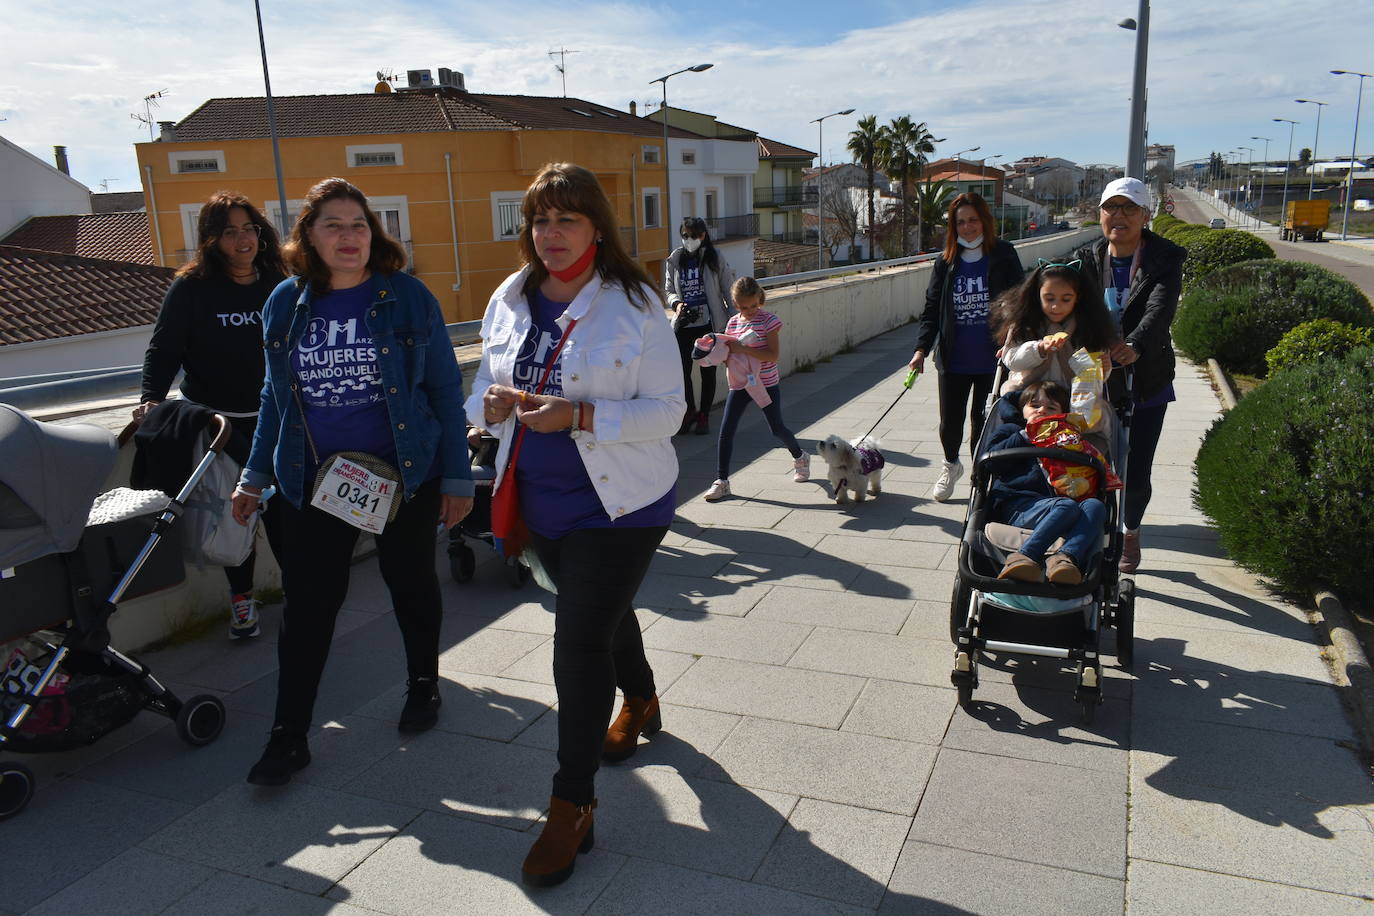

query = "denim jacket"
240;271;474;507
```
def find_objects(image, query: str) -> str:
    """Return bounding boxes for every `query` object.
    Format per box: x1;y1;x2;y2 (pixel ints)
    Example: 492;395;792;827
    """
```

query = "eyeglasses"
220;225;261;241
1099;202;1143;215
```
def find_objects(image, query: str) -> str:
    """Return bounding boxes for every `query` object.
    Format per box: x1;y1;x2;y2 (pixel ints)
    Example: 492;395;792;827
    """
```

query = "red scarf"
549;241;598;282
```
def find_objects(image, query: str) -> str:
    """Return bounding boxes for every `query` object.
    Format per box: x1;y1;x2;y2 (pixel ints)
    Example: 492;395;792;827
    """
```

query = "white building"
0;136;91;236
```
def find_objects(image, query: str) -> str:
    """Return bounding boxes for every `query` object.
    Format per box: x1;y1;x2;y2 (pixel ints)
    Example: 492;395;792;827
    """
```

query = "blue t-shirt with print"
515;289;675;538
292;282;397;474
945;255;997;374
678;254;708;326
1107;254;1175;408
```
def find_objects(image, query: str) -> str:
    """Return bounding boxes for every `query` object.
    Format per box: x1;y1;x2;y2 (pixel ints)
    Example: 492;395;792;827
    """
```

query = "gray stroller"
0;404;228;820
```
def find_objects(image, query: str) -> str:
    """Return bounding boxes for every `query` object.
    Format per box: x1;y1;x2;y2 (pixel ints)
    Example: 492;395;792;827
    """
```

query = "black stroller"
446;431;530;587
948;370;1136;723
0;404;229;820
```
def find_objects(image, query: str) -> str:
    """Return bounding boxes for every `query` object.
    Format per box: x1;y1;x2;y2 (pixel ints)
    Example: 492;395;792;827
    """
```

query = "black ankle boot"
398;676;442;733
246;727;311;786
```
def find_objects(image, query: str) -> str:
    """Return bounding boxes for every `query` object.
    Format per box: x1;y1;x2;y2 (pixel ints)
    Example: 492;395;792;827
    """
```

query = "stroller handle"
206;414;231;454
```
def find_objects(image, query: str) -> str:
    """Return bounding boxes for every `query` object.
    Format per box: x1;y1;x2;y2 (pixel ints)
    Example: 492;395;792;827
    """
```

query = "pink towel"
694;333;772;407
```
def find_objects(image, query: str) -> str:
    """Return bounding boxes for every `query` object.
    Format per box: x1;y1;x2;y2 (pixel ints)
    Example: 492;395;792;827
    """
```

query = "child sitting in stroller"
988;381;1111;586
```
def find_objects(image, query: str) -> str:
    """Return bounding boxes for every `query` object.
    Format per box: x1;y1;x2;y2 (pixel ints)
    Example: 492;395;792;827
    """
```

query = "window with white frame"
347;143;404;168
490;192;524;240
642;189;661;228
681;189;696;220
681;149;696;165
704;190;718;220
641;145;660;165
169;149;225;174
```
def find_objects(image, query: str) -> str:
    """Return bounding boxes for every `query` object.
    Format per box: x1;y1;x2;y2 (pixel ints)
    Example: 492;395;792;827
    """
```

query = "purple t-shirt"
292;282;396;473
945;255;998;374
514;289;674;538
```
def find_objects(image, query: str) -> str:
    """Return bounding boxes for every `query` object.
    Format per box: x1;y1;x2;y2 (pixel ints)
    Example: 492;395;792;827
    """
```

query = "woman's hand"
482;384;521;426
439;494;473;529
1109;340;1139;365
131;400;160;424
907;350;926;373
231;485;262;526
514;394;575;433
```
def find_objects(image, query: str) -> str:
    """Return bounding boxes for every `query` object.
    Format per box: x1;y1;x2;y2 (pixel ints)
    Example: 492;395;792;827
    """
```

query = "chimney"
158;121;177;142
629;101;637;116
53;145;70;175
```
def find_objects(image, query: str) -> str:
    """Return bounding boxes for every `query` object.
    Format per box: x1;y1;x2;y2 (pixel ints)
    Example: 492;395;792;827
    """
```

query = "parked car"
1056;221;1070;231
1209;218;1226;229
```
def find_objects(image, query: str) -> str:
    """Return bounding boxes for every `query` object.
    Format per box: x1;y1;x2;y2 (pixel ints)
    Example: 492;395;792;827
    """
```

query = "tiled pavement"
3;327;1371;915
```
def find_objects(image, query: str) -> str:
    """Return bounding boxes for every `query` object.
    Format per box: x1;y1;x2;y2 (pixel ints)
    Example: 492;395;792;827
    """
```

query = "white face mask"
957;234;984;250
682;238;702;253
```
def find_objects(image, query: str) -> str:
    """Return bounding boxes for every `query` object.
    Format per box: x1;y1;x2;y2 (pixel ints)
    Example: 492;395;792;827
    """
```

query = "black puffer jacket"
913;239;1024;369
1073;228;1186;402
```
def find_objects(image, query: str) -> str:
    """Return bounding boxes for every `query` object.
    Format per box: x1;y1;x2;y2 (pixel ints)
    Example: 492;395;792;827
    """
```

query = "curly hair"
176;191;284;281
993;263;1116;353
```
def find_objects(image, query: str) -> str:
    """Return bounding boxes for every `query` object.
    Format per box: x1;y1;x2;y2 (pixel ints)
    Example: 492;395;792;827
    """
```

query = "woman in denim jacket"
467;163;683;888
232;178;473;787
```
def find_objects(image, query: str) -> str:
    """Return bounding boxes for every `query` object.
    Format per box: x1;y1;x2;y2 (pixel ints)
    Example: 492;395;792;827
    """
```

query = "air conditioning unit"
437;68;466;91
406;69;433;89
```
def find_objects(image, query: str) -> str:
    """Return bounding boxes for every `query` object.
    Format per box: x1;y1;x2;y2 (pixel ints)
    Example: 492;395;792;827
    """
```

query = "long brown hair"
282;178;407;293
517;162;658;310
176;191;284;281
940;191;999;263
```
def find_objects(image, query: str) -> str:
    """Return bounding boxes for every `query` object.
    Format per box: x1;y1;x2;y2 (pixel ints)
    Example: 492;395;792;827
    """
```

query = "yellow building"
135;86;692;321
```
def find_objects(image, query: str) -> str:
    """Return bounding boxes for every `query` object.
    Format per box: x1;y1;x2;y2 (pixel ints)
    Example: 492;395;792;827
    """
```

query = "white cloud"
1;0;1367;192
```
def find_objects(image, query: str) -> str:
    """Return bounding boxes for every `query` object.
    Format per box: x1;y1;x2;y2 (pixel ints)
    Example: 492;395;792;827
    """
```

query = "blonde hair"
731;275;765;304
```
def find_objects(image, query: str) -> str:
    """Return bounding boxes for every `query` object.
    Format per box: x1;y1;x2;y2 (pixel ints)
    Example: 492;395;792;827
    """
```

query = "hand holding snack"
1039;331;1070;356
1052;475;1093;500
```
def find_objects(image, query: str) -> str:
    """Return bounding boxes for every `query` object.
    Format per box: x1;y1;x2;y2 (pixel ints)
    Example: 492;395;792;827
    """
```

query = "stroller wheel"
449;543;476;583
949;579;973;645
175;694;226;747
0;761;36;821
1116;579;1136;669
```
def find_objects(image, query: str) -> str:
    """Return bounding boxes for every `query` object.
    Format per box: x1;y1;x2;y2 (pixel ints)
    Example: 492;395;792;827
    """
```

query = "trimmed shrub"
1179;229;1274;288
1195;346;1374;604
1173;259;1373;376
1266;319;1374;375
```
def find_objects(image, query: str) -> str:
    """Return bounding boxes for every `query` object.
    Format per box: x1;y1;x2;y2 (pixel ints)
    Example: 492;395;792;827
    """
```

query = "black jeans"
716;385;803;480
1124;402;1168;530
529;523;667;806
674;322;717;416
937;371;995;463
224;414;284;596
271;476;442;734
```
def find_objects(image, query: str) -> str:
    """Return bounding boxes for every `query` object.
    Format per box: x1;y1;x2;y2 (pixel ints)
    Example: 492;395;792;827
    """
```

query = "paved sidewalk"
3;326;1371;915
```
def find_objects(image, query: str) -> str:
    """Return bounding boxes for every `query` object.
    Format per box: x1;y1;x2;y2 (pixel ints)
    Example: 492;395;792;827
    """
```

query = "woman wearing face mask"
907;192;1024;501
663;217;735;435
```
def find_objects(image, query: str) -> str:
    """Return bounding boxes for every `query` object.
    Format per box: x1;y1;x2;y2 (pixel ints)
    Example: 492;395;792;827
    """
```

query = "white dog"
816;435;885;504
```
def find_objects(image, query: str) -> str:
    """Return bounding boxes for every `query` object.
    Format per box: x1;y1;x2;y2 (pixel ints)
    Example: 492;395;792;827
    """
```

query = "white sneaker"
230;592;261;640
932;460;963;502
704;479;731;502
793;454;811;482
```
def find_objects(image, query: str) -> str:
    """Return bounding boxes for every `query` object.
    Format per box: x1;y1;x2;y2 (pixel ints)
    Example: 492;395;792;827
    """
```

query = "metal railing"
703;213;758;241
764;231;808;245
757;251;940;289
753;186;818;208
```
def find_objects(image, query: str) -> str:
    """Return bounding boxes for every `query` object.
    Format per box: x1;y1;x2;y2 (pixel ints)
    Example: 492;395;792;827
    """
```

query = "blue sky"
1;0;1369;193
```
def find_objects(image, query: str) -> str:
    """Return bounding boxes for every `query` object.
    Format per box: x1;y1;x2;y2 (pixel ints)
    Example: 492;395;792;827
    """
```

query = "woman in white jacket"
466;162;684;889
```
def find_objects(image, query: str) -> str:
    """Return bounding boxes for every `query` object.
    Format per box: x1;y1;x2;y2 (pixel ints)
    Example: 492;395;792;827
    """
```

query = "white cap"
1100;177;1151;210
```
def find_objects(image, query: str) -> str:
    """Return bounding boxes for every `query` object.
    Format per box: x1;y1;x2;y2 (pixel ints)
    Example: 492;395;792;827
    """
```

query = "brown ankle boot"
522;796;596;887
602;694;662;763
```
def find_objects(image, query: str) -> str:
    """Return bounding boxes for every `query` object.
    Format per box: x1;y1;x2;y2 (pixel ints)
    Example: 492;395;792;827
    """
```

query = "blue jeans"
1006;496;1106;565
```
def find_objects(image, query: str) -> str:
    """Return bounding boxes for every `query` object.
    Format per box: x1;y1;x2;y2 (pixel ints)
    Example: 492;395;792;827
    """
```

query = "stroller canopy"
0;404;117;569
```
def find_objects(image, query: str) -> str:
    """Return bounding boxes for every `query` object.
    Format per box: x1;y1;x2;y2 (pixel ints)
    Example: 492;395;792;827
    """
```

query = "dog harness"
838;444;885;492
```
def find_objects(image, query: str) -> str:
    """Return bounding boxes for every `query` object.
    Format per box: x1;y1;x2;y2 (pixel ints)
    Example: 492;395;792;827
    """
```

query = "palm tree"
878;117;941;256
914;180;954;251
847;115;882;261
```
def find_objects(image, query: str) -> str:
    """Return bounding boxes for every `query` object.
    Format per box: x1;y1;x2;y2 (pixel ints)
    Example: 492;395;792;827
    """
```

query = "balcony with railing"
764;231;808;245
704;213;759;242
753;185;818;208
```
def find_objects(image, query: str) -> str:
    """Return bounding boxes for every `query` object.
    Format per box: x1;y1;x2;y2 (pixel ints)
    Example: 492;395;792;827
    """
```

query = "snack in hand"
1042;331;1070;349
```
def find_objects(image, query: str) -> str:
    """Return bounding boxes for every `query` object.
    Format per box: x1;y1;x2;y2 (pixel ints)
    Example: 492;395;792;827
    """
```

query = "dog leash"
856;367;921;444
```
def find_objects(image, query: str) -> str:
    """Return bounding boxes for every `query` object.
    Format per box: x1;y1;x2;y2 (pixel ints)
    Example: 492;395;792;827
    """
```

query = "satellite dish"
374;81;393;94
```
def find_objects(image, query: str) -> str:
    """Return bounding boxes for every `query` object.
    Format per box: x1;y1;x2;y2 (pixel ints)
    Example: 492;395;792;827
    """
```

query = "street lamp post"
1331;69;1371;241
1295;98;1328;200
1273;118;1299;236
1118;1;1150;178
649;63;713;239
810;108;854;268
1237;145;1255;228
253;0;290;238
952;146;980;182
1250;135;1271;225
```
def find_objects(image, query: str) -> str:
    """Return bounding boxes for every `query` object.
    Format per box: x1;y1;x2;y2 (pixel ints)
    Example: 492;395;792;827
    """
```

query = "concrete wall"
0;326;151;382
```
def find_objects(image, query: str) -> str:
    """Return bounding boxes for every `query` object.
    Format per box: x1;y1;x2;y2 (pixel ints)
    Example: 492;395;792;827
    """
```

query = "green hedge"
1179;229;1274;288
1195;346;1374;604
1266;319;1374;375
1173;259;1373;375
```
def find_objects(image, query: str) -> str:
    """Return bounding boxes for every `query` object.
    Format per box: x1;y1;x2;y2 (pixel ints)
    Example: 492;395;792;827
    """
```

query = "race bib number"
310;456;397;533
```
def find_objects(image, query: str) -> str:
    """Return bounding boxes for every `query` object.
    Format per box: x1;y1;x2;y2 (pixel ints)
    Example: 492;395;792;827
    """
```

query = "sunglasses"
1100;201;1144;215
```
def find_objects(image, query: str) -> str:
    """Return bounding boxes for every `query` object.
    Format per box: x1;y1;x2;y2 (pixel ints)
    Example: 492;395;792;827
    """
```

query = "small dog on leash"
816;435;885;504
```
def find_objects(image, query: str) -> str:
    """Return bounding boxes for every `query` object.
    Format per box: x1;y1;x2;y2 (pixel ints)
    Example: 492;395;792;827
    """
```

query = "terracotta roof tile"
2;213;155;266
757;136;816;160
0;246;174;346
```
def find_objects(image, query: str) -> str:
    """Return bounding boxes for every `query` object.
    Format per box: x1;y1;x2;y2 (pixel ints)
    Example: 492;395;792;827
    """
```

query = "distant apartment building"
753;136;817;246
922;157;1005;204
135;74;694;322
1145;144;1176;178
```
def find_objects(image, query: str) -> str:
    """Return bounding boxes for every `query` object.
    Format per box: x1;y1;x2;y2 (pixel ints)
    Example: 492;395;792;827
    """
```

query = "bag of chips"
1026;414;1121;501
1067;348;1108;432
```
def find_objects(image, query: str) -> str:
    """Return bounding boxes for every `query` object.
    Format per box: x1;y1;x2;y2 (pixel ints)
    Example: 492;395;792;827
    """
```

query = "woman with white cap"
1073;177;1185;574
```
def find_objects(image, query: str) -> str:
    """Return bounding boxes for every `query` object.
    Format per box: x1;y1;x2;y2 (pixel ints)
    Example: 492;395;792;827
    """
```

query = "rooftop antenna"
548;48;580;97
131;89;168;142
99;178;118;192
